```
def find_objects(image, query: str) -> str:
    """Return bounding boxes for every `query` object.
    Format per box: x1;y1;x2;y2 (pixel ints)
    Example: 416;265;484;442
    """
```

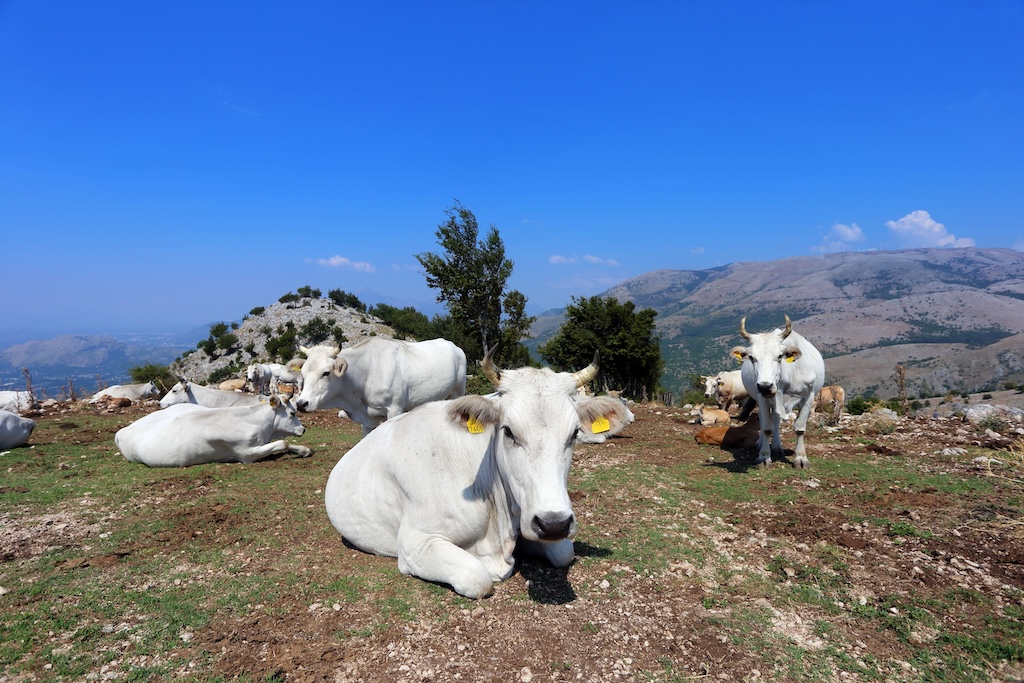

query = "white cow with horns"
731;315;824;469
90;381;161;403
295;337;467;436
323;348;633;598
115;396;311;467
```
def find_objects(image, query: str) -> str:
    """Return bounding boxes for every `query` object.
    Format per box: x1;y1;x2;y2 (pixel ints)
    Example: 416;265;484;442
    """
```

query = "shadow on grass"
701;447;796;473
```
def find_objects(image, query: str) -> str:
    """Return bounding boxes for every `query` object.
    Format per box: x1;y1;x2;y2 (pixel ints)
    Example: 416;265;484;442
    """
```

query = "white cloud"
550;254;620;267
583;255;620;267
315;255;376;272
885;210;975;248
812;222;865;254
549;255;577;265
690;246;705;255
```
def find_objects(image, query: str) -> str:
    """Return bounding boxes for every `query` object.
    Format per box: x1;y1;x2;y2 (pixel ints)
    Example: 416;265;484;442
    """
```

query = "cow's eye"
321;371;330;378
502;426;518;444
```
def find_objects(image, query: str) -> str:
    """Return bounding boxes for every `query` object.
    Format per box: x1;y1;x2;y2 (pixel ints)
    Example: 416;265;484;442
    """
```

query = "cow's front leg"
755;408;776;467
790;398;814;468
237;439;292;464
397;528;494;599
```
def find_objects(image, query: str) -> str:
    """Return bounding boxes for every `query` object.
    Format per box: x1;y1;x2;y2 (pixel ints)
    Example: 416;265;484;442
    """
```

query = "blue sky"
2;1;1022;341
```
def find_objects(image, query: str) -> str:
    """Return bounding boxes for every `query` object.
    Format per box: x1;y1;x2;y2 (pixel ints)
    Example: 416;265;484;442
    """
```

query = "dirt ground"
4;396;1024;682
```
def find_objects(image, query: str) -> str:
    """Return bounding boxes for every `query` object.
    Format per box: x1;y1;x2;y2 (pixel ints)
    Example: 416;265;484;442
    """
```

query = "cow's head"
702;375;717;399
295;345;346;412
157;379;190;408
730;315;801;398
263;395;306;437
456;346;605;544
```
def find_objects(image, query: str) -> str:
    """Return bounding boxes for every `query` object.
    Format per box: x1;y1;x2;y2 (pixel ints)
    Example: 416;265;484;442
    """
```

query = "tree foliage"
538;296;663;399
328;288;366;312
416;201;535;365
129;363;176;391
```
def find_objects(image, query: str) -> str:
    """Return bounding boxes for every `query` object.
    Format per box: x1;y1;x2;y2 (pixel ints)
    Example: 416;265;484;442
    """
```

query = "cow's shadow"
514;540;611;605
701;447;797;473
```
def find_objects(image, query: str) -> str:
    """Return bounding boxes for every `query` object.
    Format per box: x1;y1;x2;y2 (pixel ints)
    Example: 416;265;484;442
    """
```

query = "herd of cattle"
1;316;846;597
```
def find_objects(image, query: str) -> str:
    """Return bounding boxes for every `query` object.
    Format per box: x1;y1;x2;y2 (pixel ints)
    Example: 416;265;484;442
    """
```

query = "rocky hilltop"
170;297;397;384
532;247;1024;398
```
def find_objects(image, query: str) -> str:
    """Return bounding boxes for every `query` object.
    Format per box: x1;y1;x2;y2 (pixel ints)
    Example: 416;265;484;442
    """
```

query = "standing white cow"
115;396;311;467
90;381;161;403
0;409;36;449
159;380;266;409
247;363;274;395
295;337;467;436
703;370;750;413
324;349;632;598
731;315;825;469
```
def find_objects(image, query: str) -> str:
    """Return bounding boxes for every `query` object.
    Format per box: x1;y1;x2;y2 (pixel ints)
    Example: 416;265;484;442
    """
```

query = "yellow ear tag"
591;416;610;434
467;416;485;434
785;355;797;363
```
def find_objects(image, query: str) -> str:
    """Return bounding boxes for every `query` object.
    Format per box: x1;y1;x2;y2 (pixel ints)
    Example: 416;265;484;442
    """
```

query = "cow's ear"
268;395;281;408
783;347;802;363
332;358;349;377
730;346;748;362
448;395;501;434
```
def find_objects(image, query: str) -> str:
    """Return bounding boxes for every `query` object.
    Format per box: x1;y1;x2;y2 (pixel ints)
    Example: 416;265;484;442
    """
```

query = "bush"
265;322;298;362
129;363;176;391
250;306;266;316
328;289;366;311
216;333;239;351
208;364;242;385
301;317;333;345
279;292;300;304
846;396;874;415
297;285;322;299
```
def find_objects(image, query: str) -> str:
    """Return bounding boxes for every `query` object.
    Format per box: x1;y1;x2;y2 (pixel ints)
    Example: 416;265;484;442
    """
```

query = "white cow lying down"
324;349;633;598
115;396;312;467
0;409;36;449
90;381;161;403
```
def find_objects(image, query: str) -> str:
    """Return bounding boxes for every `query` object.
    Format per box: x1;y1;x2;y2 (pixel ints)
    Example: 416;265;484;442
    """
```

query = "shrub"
208;364;242;385
301;317;333;345
250;306;266;316
216;332;239;351
279;292;300;304
297;285;322;298
129;363;176;391
209;322;229;338
328;289;366;311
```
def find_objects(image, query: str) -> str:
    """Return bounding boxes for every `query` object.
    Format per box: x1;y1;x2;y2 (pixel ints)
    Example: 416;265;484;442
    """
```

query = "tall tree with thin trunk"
416;201;534;365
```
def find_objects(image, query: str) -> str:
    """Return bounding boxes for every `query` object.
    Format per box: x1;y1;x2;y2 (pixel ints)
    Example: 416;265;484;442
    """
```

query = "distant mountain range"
4;247;1022;401
528;247;1024;399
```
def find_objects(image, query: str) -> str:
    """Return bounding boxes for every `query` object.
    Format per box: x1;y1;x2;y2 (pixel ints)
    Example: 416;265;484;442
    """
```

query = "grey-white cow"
731;315;825;468
296;337;467;436
115;396;311;467
0;409;35;449
323;349;631;598
159;380;266;409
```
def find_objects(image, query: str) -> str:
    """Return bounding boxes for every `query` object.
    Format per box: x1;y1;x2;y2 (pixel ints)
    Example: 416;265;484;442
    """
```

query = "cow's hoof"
794;458;810;469
755;459;772;469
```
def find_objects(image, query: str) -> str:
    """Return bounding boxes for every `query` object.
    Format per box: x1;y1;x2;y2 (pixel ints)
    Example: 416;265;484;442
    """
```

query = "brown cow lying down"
694;415;760;449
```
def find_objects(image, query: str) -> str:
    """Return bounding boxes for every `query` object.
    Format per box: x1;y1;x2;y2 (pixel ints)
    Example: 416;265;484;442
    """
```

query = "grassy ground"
1;400;1023;682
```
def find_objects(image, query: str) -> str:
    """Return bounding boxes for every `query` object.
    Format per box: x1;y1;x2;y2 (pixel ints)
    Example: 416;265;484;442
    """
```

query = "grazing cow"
159;380;266;409
703;370;750;413
0;390;35;414
115;396;311;467
323;349;629;598
218;378;247;392
815;385;846;414
697;405;731;426
268;362;303;393
694;414;760;449
89;381;160;403
0;409;36;449
296;337;467;436
731;315;825;468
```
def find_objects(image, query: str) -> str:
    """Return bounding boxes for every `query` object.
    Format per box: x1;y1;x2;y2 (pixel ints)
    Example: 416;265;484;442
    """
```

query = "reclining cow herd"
2;315;841;597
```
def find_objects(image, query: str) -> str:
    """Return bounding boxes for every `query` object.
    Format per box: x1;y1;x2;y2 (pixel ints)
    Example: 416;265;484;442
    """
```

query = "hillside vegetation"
532;247;1024;399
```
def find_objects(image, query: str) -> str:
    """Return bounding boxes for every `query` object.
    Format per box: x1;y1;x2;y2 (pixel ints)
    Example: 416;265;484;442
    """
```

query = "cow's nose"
296;399;309;412
756;382;775;397
532;512;574;541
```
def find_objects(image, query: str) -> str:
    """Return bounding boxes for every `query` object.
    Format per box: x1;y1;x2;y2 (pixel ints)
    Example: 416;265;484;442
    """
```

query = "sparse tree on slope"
416;201;535;365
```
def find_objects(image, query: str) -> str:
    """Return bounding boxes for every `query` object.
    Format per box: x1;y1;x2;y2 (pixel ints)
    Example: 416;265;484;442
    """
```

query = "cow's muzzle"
756;382;776;397
295;399;310;412
532;512;575;541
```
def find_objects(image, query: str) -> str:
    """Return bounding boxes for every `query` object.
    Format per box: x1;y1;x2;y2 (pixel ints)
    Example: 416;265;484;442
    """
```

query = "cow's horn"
739;316;751;340
572;351;600;388
482;344;502;386
783;314;792;338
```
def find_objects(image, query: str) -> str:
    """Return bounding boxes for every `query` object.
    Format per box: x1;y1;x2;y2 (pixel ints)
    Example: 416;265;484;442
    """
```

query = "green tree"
538;295;662;399
297;285;322;299
328;289;366;311
368;303;437;340
416;201;534;365
129;363;176;392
